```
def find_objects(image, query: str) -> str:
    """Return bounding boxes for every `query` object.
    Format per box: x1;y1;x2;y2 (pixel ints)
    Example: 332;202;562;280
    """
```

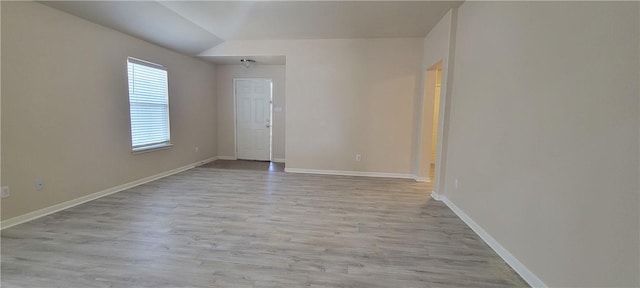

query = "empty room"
1;1;638;287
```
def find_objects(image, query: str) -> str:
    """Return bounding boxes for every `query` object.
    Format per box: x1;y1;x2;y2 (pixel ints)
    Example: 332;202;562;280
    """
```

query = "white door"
235;79;272;161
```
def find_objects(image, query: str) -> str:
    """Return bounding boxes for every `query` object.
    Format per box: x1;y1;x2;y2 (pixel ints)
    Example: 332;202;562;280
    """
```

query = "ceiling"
42;1;224;55
42;1;462;58
203;55;286;65
158;1;461;41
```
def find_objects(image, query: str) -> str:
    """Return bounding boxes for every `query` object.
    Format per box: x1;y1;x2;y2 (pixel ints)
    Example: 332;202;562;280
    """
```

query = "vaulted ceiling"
42;1;462;60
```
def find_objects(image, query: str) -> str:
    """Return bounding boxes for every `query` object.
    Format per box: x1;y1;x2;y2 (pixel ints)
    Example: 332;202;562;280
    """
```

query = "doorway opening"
234;78;273;162
419;61;443;185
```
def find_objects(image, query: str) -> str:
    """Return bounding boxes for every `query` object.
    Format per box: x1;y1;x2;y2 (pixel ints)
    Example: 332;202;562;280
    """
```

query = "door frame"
417;63;440;182
415;59;449;197
233;78;274;161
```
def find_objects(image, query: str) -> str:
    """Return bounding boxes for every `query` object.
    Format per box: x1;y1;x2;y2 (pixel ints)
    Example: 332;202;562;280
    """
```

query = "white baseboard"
0;156;218;230
284;168;414;179
436;195;547;288
430;192;443;201
272;158;285;163
217;156;237;160
414;176;431;182
195;156;218;166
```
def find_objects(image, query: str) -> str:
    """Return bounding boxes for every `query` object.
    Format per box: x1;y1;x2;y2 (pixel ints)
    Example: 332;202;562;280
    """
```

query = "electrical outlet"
35;179;44;191
195;147;199;153
454;179;459;189
355;154;362;161
1;186;9;198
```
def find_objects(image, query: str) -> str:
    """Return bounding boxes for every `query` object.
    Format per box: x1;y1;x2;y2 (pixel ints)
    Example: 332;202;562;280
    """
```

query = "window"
127;57;171;152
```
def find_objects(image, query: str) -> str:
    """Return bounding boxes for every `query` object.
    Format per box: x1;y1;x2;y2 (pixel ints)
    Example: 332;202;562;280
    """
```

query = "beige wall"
215;65;286;161
1;2;217;220
202;38;423;174
442;2;639;286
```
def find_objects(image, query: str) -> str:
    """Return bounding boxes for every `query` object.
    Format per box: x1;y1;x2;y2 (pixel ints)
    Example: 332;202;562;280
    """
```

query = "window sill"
132;143;173;154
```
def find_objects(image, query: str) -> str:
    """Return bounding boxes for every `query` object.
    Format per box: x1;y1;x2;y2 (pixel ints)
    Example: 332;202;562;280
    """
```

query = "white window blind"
127;57;171;152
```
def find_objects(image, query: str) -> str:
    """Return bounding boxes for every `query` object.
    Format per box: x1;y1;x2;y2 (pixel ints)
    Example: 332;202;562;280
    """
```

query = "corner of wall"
436;6;458;199
0;0;3;192
210;63;219;156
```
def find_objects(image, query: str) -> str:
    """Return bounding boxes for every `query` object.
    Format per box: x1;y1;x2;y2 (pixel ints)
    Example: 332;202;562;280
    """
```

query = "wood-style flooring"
202;160;285;172
1;161;528;287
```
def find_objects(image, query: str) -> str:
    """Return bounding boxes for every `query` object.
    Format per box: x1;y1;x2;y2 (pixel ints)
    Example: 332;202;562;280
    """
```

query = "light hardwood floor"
202;160;285;172
1;162;528;287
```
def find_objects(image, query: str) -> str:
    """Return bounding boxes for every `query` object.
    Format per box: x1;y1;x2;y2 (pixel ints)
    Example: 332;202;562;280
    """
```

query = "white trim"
285;168;414;179
0;157;217;230
127;57;167;70
430;192;443;201
414;176;431;182
131;143;173;154
195;157;217;166
435;195;547;288
233;79;237;159
217;155;237;160
272;158;285;163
